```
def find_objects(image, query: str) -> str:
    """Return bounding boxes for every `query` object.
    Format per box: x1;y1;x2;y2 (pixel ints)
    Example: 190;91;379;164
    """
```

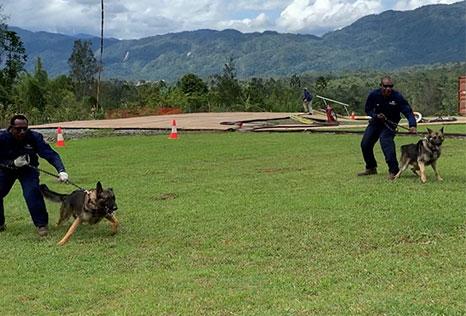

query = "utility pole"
96;0;104;116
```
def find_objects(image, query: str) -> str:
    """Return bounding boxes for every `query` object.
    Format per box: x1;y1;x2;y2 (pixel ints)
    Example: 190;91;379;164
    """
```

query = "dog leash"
0;163;85;190
383;117;419;135
28;165;85;190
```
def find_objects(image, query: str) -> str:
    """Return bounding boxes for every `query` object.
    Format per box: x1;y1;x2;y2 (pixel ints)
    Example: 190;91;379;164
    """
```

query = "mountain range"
10;1;466;82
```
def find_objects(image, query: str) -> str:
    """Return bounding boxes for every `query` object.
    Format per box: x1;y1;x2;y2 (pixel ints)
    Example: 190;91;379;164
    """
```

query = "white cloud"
3;0;101;35
2;0;460;39
226;0;286;11
217;13;272;32
277;0;383;34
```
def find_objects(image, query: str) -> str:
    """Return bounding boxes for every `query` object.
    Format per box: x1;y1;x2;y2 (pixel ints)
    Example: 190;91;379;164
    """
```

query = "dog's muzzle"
106;205;118;214
433;140;443;146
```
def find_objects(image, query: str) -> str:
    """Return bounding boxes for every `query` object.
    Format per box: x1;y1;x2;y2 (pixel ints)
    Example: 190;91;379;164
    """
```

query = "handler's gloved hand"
376;113;386;121
57;171;69;183
13;155;29;168
408;127;417;134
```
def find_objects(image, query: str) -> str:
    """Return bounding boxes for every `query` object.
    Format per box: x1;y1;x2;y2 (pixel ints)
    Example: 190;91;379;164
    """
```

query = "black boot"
37;225;49;237
357;168;377;176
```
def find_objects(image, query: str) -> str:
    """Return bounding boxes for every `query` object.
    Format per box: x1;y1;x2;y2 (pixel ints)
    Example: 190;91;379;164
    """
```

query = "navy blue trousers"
360;123;399;174
0;167;48;227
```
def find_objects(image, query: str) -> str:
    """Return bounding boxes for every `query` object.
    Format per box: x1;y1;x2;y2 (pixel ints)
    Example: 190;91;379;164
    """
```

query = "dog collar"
83;191;99;212
424;137;441;152
422;138;433;153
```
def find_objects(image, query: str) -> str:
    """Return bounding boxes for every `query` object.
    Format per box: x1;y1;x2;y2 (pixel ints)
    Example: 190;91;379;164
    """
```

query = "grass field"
0;131;465;315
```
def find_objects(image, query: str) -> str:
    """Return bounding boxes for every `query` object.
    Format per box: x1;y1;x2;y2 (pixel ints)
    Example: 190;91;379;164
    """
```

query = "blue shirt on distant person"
303;89;313;102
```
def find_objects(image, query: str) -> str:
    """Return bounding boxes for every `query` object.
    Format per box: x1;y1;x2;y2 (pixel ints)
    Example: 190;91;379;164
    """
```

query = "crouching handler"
357;76;417;180
0;114;69;237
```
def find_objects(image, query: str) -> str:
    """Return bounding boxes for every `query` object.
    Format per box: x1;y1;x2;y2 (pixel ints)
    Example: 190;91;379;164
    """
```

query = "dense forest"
1;6;465;126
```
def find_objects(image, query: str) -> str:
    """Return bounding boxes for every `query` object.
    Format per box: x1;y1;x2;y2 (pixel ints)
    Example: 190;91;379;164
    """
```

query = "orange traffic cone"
350;111;356;120
168;120;178;139
56;127;65;147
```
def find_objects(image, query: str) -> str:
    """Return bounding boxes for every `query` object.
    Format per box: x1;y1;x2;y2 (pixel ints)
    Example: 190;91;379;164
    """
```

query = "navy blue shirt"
0;129;66;172
303;90;313;102
365;88;417;127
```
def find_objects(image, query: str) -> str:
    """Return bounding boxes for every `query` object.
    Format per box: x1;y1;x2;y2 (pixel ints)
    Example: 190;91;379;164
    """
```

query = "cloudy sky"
2;0;460;39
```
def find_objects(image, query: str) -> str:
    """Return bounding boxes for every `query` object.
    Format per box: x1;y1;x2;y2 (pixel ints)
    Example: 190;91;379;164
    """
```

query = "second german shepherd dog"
394;127;444;183
40;182;118;245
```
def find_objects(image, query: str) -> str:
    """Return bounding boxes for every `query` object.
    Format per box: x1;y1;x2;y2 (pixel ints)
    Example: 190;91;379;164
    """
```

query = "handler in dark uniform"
0;114;68;236
302;88;313;114
357;76;417;180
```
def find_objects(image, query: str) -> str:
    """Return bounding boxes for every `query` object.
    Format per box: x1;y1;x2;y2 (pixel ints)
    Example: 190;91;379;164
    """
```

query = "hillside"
11;1;466;81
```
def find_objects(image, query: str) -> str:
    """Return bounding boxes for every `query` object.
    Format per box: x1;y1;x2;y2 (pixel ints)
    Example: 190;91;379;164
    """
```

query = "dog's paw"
57;238;69;246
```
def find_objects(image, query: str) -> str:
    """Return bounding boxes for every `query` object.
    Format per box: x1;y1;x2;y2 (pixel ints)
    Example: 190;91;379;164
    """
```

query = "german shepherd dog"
40;182;118;245
394;127;444;183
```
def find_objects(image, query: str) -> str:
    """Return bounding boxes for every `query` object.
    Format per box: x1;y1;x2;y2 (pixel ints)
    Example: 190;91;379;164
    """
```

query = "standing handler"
0;114;69;236
357;76;417;180
303;88;313;114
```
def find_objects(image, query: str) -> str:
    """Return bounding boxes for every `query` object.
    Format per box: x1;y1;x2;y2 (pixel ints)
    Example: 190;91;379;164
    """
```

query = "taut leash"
28;165;85;190
0;162;85;190
383;117;418;135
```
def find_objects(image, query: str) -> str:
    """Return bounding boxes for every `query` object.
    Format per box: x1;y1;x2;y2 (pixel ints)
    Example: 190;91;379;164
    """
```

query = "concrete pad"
31;112;294;131
31;111;466;132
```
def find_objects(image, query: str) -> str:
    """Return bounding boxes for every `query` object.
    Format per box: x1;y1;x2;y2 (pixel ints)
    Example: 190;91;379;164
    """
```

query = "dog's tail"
40;184;68;203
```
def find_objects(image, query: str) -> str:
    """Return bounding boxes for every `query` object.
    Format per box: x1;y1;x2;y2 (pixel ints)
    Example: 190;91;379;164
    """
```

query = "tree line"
1;13;465;126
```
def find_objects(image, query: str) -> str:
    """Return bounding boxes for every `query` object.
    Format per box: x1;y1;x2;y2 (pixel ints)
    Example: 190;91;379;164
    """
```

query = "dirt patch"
155;193;177;201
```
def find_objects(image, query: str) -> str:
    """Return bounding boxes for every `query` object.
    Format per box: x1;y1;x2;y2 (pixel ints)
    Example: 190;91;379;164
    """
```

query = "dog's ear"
96;181;103;195
439;126;444;135
426;127;433;134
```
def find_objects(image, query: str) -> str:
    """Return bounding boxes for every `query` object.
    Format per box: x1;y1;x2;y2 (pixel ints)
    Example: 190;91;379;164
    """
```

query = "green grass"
1;132;465;315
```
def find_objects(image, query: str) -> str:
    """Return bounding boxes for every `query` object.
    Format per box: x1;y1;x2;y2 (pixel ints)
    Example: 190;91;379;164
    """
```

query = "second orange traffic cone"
56;127;65;147
350;111;356;120
168;120;178;139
